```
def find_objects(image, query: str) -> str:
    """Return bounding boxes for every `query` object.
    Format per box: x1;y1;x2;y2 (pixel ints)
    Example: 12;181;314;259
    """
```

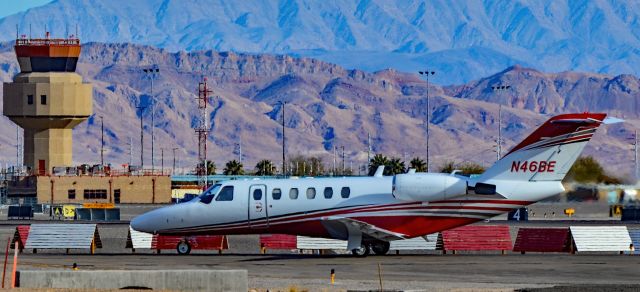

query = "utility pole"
172;147;178;175
143;67;160;172
136;105;146;168
279;101;287;176
161;148;164;174
419;70;435;172
367;132;371;164
99;115;104;165
492;85;510;161
238;137;242;163
129;137;133;166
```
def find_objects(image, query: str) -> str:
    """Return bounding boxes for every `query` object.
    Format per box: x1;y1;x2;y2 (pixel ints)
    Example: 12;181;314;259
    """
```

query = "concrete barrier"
17;270;247;291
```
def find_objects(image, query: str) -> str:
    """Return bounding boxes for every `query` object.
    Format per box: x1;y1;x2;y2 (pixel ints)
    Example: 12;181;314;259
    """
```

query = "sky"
0;0;51;18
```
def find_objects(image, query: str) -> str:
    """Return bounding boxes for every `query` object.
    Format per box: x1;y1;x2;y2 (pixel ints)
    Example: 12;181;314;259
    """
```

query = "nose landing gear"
177;240;191;255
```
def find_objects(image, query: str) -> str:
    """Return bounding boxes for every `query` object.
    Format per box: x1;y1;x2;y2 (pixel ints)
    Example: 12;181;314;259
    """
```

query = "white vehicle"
132;113;607;256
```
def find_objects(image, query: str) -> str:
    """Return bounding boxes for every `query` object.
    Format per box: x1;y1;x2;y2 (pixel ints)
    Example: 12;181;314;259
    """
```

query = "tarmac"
0;201;637;291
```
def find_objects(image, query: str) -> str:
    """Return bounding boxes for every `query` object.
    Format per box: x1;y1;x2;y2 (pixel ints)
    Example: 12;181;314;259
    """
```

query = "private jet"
132;113;607;256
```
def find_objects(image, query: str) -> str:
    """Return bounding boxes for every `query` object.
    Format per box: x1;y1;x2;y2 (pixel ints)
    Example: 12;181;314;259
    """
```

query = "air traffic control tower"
3;34;92;174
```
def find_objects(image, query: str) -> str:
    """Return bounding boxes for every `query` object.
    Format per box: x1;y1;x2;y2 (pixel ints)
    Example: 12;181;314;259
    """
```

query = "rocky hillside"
1;0;640;83
0;42;637;178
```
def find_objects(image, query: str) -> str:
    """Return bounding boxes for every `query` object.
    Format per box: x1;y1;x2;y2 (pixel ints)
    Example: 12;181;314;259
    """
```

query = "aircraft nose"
131;207;172;234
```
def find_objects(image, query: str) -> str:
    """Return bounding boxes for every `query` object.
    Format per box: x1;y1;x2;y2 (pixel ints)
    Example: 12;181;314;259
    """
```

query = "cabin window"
216;186;234;201
324;187;333;199
341;187;350;198
199;184;221;204
27;95;33;105
40;95;47;105
272;188;282;200
306;188;316;199
253;188;263;200
289;188;299;200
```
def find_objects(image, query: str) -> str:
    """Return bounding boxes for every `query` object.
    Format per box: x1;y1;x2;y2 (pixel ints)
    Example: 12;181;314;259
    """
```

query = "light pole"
99;115;104;165
278;101;287;176
136;105;146;168
143;67;160;171
341;146;345;174
419;70;435;171
628;130;638;182
492;85;511;161
161;148;164;174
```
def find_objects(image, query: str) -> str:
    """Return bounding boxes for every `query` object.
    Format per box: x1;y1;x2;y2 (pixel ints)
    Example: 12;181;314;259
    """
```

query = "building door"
248;184;268;229
114;189;121;204
38;160;45;175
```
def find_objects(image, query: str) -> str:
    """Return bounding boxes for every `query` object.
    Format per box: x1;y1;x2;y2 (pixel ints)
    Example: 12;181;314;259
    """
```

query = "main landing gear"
351;241;390;257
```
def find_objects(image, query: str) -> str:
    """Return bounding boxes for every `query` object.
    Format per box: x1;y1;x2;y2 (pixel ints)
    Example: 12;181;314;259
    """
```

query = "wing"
321;216;408;242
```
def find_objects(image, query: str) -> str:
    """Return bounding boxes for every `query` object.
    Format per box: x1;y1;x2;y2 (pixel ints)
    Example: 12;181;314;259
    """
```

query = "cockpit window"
198;184;221;204
216;186;234;201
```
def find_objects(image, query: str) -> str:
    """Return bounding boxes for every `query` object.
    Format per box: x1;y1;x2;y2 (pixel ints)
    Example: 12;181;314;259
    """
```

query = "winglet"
374;166;385;177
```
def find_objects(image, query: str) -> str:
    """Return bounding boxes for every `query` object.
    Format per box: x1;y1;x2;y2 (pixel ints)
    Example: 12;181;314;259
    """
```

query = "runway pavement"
10;252;640;291
0;201;637;291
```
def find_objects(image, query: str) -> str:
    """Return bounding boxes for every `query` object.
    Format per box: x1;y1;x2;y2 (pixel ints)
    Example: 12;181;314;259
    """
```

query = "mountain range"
1;0;640;83
0;41;637;179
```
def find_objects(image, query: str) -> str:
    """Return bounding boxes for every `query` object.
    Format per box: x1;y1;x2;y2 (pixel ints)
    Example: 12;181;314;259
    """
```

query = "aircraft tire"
177;241;191;255
351;243;370;257
371;241;390;255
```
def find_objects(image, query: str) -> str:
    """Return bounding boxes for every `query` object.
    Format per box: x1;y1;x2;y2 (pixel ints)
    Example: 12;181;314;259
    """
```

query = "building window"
114;189;121;204
306;187;316;199
68;189;76;200
216;186;234;201
324;187;333;199
40;95;47;105
272;188;282;200
83;189;107;199
341;187;350;198
289;188;299;200
27;95;33;105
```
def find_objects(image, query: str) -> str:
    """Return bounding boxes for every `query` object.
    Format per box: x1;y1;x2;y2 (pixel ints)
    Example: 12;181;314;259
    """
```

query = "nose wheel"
177;241;191;255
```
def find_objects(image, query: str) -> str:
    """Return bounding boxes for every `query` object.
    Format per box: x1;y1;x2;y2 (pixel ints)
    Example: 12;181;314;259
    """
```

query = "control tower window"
40;95;47;105
27;95;33;105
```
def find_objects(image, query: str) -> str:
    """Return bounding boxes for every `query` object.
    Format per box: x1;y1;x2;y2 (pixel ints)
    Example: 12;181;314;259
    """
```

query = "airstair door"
248;184;269;229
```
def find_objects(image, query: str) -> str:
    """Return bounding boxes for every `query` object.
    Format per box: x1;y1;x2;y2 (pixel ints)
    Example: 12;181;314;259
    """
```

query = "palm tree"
387;157;406;175
439;161;456;173
223;160;244;175
409;157;427;172
255;160;275;176
368;154;389;176
197;160;216;175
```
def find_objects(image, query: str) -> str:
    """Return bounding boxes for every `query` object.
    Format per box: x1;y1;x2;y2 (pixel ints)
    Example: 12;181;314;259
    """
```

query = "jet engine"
392;173;468;202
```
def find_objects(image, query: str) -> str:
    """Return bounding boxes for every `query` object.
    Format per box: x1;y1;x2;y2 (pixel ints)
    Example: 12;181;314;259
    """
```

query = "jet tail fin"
479;113;607;182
